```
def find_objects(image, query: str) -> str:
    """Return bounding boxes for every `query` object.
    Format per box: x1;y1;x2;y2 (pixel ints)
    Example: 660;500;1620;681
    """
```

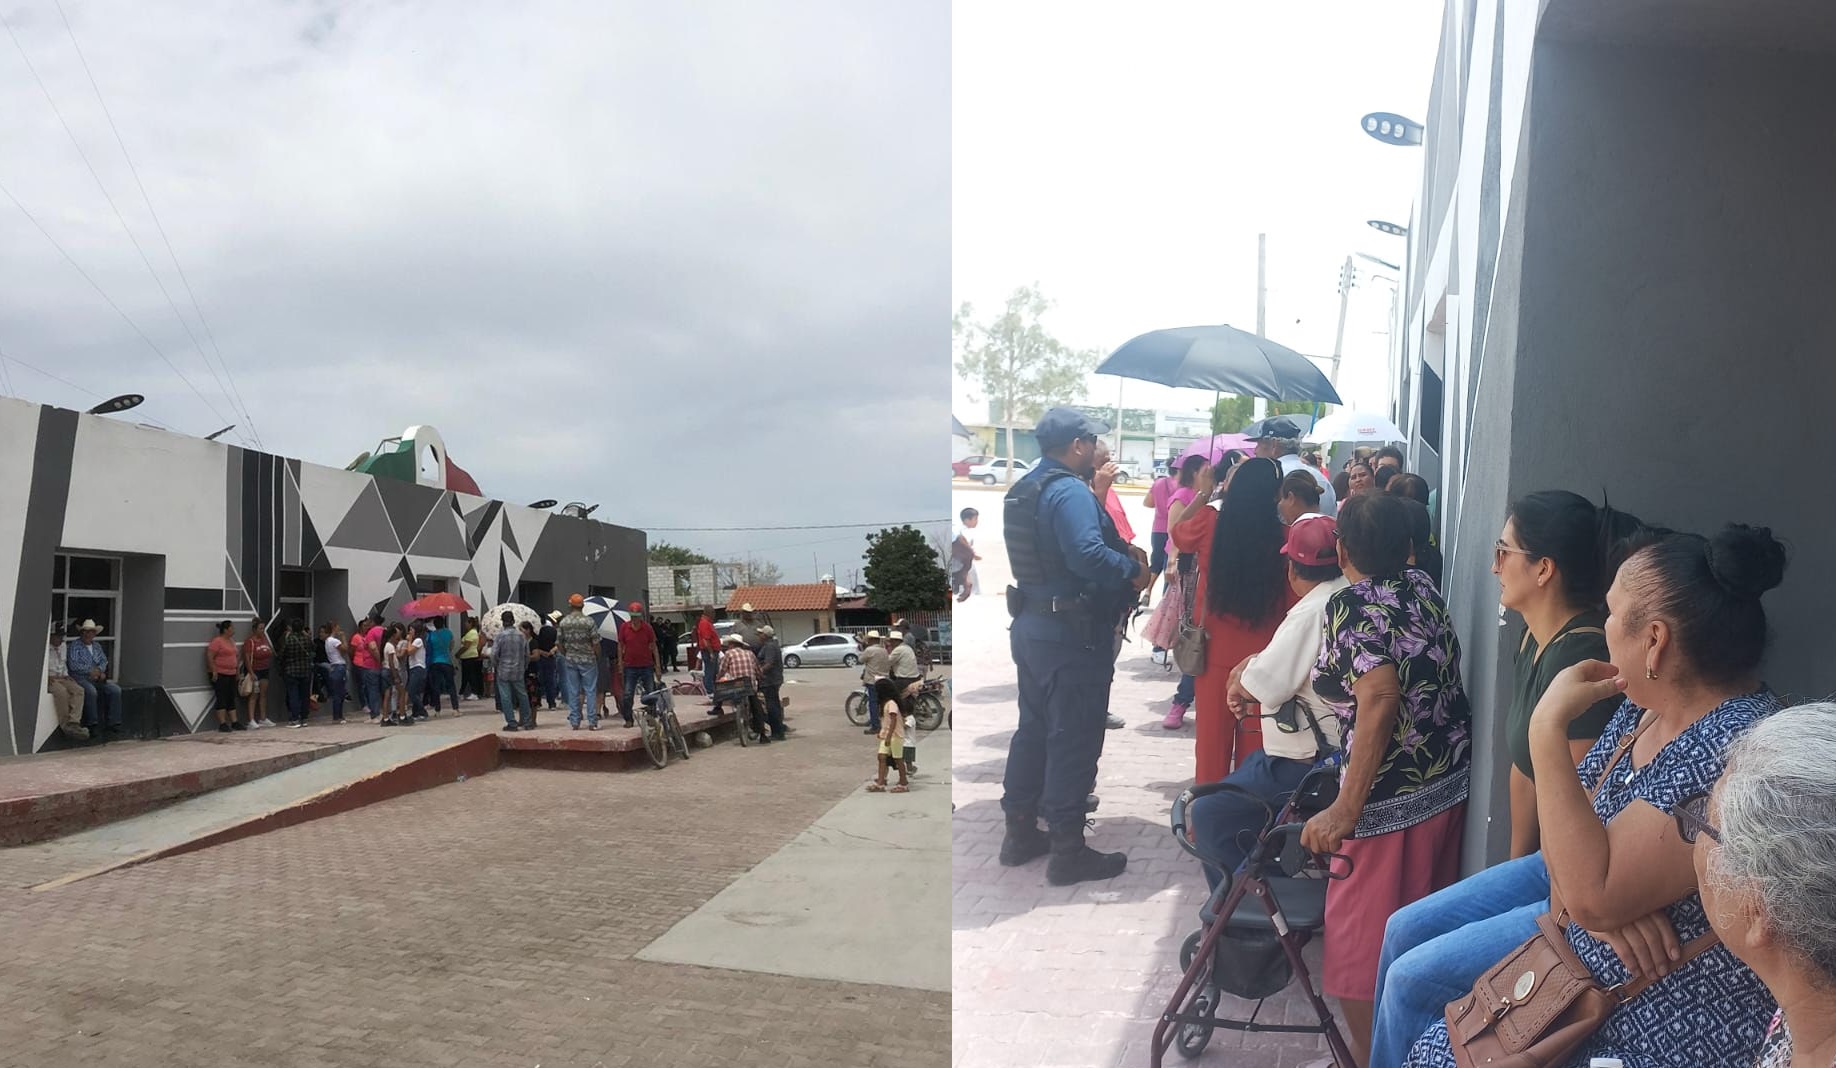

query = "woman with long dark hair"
1169;455;1291;781
1146;454;1213;727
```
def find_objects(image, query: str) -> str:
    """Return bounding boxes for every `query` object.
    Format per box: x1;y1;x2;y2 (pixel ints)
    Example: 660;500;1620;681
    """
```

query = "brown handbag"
1443;716;1720;1067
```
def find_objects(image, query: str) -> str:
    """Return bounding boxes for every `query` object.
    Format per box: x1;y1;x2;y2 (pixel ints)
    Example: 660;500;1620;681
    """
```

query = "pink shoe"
1162;702;1188;729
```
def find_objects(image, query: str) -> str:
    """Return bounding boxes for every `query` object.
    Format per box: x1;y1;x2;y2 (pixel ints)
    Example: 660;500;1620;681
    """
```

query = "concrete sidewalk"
952;487;1338;1068
639;728;952;992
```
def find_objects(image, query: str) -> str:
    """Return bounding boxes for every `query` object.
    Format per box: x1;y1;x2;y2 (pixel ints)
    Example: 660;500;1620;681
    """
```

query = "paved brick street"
952;484;1339;1068
0;668;948;1068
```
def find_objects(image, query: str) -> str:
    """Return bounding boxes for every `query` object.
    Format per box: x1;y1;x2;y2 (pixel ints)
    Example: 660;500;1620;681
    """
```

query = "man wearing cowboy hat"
715;631;768;743
46;625;89;742
67;619;123;736
734;602;761;651
615;601;660;728
858;630;891;734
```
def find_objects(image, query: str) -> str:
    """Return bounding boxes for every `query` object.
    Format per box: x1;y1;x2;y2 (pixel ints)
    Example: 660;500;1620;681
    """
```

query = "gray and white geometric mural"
0;397;646;755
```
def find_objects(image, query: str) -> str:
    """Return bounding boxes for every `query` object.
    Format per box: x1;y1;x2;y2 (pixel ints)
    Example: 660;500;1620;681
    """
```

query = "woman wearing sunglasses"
1398;523;1787;1068
1688;703;1836;1068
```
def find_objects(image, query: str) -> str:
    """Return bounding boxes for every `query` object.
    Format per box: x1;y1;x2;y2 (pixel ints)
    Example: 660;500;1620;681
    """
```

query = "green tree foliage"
1210;396;1319;435
649;541;717;566
862;526;949;613
955;285;1101;483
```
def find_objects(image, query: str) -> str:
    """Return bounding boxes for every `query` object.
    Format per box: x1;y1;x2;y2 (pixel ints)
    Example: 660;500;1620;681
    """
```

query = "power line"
0;8;243;442
50;0;263;449
0;174;237;433
0;346;180;432
645;519;949;532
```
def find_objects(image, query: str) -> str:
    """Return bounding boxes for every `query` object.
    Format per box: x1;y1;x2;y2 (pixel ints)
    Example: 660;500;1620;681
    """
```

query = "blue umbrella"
1097;325;1342;404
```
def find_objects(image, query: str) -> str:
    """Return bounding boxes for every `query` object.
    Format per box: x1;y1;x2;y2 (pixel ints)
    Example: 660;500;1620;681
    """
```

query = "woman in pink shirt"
242;616;275;729
206;620;242;732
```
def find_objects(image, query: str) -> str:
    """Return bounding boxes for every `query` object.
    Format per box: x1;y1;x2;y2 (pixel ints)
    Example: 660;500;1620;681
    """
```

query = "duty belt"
1016;594;1091;616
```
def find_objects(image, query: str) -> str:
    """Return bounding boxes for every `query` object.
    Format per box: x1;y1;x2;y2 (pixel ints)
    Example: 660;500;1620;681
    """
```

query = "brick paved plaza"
952;486;1340;1068
0;671;948;1068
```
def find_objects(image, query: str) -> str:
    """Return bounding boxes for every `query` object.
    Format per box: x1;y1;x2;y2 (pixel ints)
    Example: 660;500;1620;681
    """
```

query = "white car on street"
966;458;1031;485
780;633;861;669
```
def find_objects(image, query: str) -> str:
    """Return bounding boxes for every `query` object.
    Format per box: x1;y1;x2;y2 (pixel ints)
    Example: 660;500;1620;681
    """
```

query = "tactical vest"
1004;467;1081;589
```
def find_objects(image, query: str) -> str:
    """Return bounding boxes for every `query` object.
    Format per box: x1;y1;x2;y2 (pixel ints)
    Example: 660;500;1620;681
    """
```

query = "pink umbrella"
1175;433;1256;469
401;592;473;619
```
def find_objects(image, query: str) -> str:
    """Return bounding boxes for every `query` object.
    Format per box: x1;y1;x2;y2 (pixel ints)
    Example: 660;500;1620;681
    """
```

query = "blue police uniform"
1001;455;1141;830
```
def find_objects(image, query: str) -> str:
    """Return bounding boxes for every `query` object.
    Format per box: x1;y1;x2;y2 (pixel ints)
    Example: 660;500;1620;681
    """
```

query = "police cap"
1034;407;1109;450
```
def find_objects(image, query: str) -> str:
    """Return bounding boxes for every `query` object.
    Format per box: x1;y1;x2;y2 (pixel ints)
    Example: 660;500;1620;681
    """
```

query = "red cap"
1281;515;1338;566
628;601;644;612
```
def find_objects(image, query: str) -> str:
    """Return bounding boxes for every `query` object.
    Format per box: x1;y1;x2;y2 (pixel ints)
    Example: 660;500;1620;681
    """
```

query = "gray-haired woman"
1689;702;1836;1067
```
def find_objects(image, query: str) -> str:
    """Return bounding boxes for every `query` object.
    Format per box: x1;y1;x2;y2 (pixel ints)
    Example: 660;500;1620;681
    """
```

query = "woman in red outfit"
1171;457;1293;782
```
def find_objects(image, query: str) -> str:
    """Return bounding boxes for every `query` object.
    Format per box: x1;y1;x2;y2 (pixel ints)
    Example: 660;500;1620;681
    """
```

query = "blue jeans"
430;661;459;711
497;677;531;727
325;664;348;720
865;681;882;730
536;657;559;707
623;666;656;723
1174;673;1195;706
408;665;428;716
1369;852;1551;1068
285;675;312;722
1190;751;1317;889
76;676;122;728
563;658;598;727
358;666;384;717
702;652;719;704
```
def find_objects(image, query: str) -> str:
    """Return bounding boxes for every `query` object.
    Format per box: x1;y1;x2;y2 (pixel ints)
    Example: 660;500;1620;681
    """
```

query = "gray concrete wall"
1512;39;1836;708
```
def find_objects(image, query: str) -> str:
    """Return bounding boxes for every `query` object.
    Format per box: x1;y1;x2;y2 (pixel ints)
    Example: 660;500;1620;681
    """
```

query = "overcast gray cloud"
0;0;950;580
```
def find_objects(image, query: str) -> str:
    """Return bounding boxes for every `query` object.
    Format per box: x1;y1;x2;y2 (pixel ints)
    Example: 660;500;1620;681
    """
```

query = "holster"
1005;585;1027;618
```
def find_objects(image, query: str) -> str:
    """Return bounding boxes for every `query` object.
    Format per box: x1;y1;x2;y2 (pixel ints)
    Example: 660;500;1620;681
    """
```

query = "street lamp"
1357;252;1401;272
204;425;236;441
560;502;600;518
526;499;558;510
1360;112;1424;146
86;393;143;415
1368;220;1409;237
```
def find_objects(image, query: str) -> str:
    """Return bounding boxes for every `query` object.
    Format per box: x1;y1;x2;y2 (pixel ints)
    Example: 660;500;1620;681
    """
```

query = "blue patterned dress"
1403;691;1781;1068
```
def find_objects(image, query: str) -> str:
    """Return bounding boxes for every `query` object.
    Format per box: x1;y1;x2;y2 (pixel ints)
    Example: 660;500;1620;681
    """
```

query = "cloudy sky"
953;1;1442;427
0;0;949;584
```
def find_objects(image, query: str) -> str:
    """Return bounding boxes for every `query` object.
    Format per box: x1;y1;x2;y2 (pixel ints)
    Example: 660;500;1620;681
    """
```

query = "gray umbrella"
1096;324;1342;404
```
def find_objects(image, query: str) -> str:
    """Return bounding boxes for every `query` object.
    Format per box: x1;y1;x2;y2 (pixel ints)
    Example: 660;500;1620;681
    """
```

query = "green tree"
1210;396;1320;435
649;541;717;567
955;285;1101;484
862;525;949;613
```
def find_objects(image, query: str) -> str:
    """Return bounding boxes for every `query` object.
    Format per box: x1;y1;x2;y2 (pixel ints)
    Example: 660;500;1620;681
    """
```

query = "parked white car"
780;633;861;669
675;620;737;662
967;458;1031;485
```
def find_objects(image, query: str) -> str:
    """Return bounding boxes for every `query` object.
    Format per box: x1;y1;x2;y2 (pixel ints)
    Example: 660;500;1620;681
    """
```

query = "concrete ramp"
19;733;498;891
635;730;952;992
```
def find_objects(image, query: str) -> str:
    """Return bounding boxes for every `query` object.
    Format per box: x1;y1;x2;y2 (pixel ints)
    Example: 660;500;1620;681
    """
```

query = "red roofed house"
725;582;838;646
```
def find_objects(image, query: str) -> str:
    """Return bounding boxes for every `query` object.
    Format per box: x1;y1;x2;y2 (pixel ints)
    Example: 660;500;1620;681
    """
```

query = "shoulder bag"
1444;718;1719;1067
1170;551;1207;676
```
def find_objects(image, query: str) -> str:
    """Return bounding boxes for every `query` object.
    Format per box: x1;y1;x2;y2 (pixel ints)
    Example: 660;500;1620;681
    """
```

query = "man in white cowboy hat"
46;625;89;742
67;619;123;736
734;602;761;651
886;630;922;702
859;630;891;734
716;631;769;743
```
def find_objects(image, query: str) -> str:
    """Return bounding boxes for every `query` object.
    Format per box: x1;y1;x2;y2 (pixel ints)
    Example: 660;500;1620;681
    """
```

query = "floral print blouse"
1311;568;1472;837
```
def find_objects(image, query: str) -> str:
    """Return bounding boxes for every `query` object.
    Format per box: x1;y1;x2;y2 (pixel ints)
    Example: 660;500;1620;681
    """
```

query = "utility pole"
1113;377;1124;457
1329;255;1355;386
1253;233;1268;422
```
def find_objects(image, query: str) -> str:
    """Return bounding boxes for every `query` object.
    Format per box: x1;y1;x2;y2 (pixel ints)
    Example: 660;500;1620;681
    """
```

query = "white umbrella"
1303;410;1406;445
581;596;631;641
480;602;538;641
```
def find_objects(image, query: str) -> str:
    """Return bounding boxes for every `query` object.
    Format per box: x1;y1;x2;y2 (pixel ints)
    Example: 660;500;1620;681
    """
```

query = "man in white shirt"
950;508;982;601
46;627;89;742
1189;515;1348;888
1253;417;1337;517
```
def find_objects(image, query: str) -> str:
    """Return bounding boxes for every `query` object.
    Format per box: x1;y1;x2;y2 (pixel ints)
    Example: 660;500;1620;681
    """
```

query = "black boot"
1046;822;1127;886
998;813;1051;867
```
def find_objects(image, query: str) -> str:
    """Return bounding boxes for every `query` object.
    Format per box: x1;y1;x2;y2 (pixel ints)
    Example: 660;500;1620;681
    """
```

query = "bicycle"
669;675;707;698
635;684;690;768
847;677;947;732
713;678;760;747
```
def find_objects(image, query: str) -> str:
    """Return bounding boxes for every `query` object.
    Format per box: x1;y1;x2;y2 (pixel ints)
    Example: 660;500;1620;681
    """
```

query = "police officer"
999;407;1152;885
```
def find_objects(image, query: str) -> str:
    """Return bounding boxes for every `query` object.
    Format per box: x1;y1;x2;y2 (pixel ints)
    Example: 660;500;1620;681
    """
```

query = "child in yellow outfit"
867;677;909;793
